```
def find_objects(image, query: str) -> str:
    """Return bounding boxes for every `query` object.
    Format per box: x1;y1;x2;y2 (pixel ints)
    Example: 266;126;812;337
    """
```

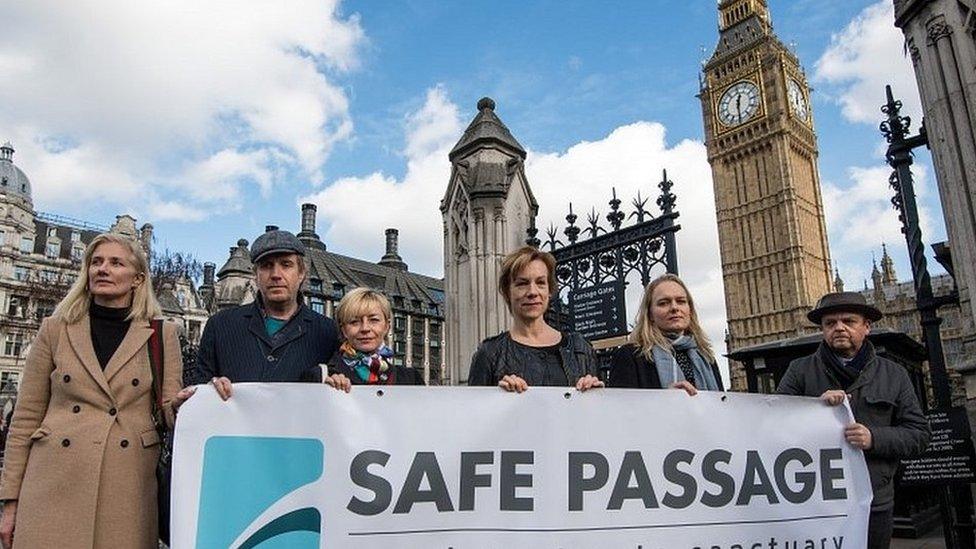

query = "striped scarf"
340;342;395;385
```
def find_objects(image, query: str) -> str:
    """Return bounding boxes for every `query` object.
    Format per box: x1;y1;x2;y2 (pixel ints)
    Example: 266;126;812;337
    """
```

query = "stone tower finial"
833;268;845;292
871;252;883;292
449;97;526;162
477;97;495;111
880;242;897;285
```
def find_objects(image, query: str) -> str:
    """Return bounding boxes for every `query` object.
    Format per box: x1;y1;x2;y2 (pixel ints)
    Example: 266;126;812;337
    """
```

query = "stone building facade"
893;0;976;395
0;142;210;402
210;204;447;384
840;244;973;399
699;0;833;390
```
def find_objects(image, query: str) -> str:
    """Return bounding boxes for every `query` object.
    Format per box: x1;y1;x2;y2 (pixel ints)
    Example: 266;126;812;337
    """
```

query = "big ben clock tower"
700;0;832;391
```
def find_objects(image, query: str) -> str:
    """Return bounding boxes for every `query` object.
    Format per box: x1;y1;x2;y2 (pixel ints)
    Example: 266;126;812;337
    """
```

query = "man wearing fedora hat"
196;229;349;398
777;291;930;548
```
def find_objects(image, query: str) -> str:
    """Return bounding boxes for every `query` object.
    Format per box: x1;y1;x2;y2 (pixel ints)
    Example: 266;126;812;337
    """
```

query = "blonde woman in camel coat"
0;233;192;548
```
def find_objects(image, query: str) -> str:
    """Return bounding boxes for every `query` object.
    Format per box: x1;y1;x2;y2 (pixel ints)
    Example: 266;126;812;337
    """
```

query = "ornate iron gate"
527;170;682;343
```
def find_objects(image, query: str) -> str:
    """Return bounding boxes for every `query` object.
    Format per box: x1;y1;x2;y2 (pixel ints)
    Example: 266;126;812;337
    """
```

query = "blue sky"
0;0;943;368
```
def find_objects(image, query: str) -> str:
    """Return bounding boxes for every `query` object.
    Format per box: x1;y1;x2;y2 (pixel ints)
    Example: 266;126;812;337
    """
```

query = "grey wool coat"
777;340;930;511
0;314;181;548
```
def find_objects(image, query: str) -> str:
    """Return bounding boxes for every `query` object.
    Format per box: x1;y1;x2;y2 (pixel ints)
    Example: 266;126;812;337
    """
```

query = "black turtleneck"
90;301;131;370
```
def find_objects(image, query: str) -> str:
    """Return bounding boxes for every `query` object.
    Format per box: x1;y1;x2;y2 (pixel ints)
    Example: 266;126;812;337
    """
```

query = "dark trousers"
868;507;894;549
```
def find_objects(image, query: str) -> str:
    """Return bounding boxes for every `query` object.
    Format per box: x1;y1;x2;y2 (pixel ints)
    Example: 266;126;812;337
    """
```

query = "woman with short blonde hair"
329;287;424;386
0;232;194;548
610;274;723;392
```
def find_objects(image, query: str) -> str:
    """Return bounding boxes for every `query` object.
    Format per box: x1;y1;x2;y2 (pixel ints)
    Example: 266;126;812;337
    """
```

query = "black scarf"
819;340;871;390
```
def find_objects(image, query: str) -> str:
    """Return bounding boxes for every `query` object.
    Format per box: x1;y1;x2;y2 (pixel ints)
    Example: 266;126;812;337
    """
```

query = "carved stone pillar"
895;0;976;396
440;98;538;385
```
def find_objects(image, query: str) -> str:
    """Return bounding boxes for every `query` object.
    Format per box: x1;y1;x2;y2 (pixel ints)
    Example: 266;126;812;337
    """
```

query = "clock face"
718;81;761;127
787;79;809;121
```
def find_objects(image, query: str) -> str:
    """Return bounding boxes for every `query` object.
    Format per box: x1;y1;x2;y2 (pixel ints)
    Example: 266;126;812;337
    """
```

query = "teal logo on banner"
196;436;324;548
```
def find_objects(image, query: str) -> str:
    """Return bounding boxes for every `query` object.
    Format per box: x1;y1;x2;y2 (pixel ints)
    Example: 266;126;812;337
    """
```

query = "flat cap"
250;229;306;263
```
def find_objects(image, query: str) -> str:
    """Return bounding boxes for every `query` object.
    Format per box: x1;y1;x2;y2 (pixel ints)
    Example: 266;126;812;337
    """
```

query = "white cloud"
147;201;208;223
814;1;922;124
301;86;463;273
526;124;726;384
0;0;365;216
305;90;729;384
179;149;283;203
824;165;935;278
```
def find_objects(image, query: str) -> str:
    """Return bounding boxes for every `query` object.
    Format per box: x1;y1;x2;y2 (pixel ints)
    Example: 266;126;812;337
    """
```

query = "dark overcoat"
608;343;725;390
195;301;340;383
776;340;930;510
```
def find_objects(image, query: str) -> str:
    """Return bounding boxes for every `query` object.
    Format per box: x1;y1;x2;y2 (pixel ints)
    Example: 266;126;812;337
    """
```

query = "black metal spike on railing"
630;191;650;223
585;207;604;239
564;203;581;244
607;187;625;231
657;169;676;215
545;222;561;252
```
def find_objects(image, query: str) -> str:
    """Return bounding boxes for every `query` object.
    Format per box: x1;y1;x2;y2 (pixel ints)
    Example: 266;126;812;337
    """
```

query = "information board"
568;281;627;339
899;407;976;486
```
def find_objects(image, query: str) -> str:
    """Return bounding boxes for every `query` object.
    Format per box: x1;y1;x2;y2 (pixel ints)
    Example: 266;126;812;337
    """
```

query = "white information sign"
171;384;870;549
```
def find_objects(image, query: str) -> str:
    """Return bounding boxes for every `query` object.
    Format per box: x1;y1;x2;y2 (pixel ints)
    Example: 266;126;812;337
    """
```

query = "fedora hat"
807;292;883;324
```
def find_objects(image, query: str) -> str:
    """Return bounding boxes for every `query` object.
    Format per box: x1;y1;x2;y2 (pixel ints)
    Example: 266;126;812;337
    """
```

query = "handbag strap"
148;319;165;412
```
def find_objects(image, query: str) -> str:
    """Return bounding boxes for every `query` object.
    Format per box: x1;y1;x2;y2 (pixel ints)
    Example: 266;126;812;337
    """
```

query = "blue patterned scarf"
651;334;721;391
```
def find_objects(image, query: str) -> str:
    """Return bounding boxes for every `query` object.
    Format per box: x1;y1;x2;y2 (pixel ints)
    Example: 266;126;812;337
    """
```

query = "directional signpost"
568;281;627;340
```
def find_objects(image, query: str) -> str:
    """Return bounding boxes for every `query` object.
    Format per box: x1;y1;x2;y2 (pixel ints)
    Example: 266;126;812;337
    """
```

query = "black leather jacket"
777;340;930;510
468;331;598;387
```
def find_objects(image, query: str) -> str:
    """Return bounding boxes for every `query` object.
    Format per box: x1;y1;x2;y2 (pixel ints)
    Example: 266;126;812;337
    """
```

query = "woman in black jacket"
328;287;424;386
468;246;603;393
609;274;723;393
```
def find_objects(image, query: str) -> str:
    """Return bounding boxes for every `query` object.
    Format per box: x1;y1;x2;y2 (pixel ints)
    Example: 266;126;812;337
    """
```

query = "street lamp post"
881;84;976;548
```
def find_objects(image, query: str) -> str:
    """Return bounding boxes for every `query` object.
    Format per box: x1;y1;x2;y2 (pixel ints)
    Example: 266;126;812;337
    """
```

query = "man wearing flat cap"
777;291;930;548
196;229;348;398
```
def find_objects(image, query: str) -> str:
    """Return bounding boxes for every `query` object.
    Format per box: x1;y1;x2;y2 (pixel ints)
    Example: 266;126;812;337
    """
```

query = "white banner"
172;384;871;549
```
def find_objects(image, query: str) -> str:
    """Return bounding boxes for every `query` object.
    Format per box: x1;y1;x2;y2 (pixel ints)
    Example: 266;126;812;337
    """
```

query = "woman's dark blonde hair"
498;246;557;309
54;233;162;323
630;273;715;363
335;287;393;331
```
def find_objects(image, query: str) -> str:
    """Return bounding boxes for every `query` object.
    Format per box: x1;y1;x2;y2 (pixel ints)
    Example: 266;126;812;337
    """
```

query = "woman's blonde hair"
630;273;715;363
497;246;557;310
55;233;162;324
335;287;393;331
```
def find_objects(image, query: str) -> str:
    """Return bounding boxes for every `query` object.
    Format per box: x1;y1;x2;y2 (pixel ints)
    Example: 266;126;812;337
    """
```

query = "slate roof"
32;218;102;261
305;246;444;311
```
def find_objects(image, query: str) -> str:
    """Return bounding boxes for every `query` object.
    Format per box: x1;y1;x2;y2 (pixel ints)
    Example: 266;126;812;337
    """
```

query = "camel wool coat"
0;314;181;548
